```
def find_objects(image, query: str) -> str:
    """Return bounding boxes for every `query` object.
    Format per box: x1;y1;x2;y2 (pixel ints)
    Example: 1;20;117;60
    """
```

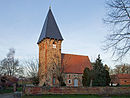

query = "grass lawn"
111;95;130;98
119;85;130;87
22;94;130;98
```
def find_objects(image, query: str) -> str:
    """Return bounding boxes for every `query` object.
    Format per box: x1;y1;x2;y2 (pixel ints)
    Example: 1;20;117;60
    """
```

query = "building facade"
37;8;92;87
111;74;130;85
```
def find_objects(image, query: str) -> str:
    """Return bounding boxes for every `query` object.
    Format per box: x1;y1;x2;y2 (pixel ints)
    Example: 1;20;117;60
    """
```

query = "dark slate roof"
37;9;63;44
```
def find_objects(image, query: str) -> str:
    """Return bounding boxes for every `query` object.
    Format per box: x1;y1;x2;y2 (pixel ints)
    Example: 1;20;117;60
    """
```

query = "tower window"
53;42;56;48
53;44;56;48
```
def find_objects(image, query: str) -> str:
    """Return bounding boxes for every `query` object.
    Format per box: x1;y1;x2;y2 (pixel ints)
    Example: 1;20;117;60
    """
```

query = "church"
37;8;92;87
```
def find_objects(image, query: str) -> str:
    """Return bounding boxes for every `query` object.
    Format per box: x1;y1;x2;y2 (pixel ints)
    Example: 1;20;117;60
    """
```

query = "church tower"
37;8;63;86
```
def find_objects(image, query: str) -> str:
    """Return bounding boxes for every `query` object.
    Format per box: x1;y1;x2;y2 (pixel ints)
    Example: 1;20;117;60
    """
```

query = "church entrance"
74;79;78;87
53;77;56;85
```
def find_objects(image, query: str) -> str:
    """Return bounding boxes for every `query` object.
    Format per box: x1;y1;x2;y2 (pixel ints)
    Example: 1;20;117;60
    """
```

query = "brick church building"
37;8;92;87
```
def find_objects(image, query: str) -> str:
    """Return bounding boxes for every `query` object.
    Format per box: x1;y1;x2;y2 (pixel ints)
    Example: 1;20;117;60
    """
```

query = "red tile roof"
110;74;130;84
61;53;92;74
117;74;130;79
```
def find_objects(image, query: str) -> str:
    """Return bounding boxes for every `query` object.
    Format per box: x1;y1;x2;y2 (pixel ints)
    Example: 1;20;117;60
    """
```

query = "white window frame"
53;44;56;48
68;79;72;84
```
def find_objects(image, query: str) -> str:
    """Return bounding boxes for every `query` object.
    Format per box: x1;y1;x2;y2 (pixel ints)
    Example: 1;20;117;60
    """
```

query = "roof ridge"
61;53;88;57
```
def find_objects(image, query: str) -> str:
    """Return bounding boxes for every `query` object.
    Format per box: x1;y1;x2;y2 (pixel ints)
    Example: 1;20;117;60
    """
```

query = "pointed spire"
37;9;63;44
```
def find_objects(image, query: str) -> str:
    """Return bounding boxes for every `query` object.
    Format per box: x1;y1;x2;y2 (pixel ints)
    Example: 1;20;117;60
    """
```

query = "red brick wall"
38;39;62;86
65;74;82;87
119;79;130;85
24;86;130;95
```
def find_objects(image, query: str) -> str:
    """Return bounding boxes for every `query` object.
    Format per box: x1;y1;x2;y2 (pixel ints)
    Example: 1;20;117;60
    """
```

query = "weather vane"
49;0;53;9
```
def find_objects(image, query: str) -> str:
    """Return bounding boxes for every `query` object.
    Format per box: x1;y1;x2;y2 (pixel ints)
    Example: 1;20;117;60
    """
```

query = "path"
0;93;14;98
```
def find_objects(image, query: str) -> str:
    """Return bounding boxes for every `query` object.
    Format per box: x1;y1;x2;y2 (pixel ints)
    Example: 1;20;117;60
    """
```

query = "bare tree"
0;48;23;77
47;54;71;86
114;64;130;74
24;58;39;85
47;56;64;86
25;58;38;78
109;67;115;75
104;0;130;60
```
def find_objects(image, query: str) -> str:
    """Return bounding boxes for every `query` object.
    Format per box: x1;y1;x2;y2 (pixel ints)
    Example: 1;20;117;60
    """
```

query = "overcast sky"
0;0;129;68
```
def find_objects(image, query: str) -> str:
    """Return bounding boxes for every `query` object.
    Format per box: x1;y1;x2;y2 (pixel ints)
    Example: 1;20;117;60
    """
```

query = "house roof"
37;8;63;44
110;74;130;84
117;74;130;79
61;53;92;74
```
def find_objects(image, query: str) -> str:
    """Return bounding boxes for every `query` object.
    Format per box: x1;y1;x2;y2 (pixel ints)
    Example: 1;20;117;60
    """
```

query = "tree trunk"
90;79;93;87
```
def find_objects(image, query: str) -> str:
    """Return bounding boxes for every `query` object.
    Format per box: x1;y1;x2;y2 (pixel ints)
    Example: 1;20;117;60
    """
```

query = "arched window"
74;79;78;87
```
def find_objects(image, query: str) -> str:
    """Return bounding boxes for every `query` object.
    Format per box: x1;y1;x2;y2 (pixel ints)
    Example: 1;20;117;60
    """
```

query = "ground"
0;93;14;98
